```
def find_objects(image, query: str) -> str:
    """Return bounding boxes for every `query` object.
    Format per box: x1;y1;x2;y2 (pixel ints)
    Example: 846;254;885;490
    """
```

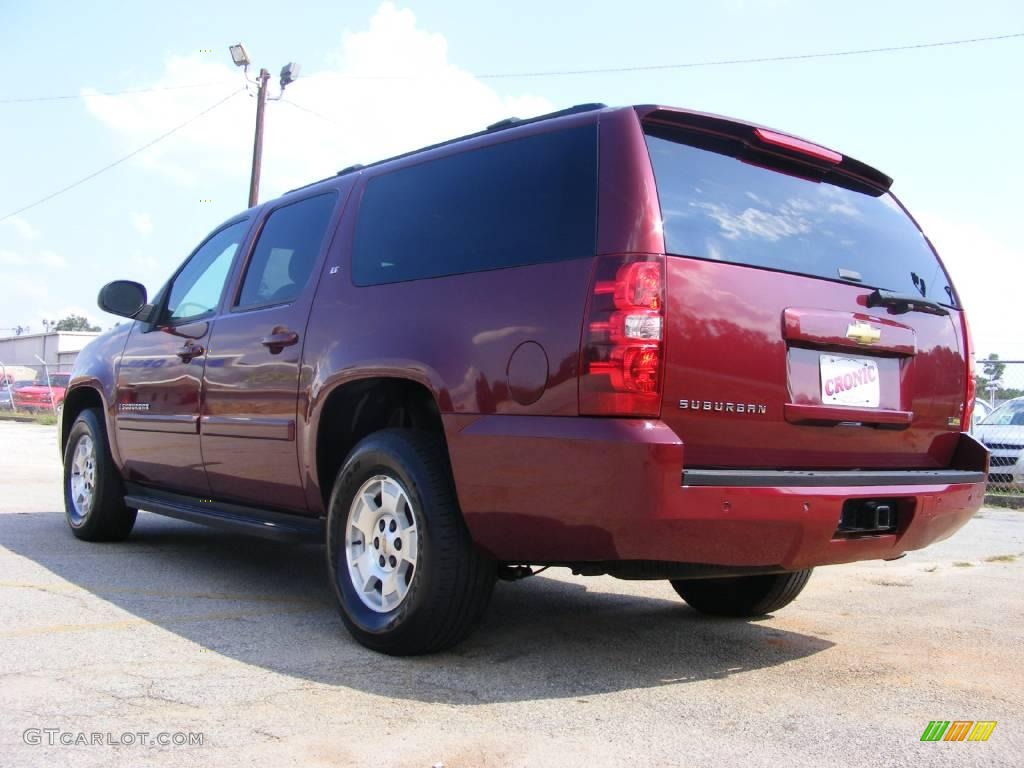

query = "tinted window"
167;221;248;322
645;129;957;306
237;193;337;308
352;125;598;286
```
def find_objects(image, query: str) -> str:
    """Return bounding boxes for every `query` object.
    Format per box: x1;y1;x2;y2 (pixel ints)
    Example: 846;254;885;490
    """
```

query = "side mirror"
98;280;148;319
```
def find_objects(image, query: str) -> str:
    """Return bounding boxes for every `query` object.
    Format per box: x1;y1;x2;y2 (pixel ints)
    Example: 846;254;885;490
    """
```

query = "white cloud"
692;201;811;242
0;249;28;266
39;250;67;269
0;248;65;269
2;216;40;241
7;275;49;302
132;213;154;236
917;212;1022;359
81;2;553;198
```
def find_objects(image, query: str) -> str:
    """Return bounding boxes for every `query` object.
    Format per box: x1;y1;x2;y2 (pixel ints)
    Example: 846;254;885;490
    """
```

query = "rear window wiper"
866;289;949;316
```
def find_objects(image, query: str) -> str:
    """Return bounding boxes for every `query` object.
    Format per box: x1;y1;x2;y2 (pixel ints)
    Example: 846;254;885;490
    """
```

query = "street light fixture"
229;43;251;68
279;62;300;88
227;43;300;208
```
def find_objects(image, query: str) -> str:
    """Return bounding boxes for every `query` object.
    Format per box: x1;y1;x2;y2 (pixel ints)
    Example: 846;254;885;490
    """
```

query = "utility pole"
229;44;301;209
248;68;270;209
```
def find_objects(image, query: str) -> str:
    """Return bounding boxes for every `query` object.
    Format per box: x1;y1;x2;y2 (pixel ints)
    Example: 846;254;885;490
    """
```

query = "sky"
0;0;1021;357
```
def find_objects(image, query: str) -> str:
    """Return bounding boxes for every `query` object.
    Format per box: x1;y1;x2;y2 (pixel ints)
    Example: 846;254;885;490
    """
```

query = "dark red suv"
60;103;987;655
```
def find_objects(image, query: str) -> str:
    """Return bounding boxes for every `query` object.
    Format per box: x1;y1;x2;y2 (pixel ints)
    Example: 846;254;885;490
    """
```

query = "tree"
981;353;1005;384
53;314;101;332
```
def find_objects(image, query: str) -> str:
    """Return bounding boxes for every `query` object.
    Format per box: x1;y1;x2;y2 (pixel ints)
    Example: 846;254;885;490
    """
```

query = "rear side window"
237;192;337;308
644;127;958;306
352;124;598;286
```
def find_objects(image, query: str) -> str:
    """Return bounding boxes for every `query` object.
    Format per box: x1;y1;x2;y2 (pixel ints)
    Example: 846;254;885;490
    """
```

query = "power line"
0;89;244;224
279;98;342;126
475;31;1024;79
4;30;1020;105
0;81;233;105
326;30;1024;80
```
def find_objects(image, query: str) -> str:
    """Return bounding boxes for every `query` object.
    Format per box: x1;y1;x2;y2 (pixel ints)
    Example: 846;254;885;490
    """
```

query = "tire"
326;429;495;655
63;407;137;541
670;569;813;617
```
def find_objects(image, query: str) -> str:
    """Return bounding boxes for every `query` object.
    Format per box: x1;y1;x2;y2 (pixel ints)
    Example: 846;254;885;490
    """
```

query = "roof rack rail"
486;116;521;131
486;103;606;133
287;102;608;193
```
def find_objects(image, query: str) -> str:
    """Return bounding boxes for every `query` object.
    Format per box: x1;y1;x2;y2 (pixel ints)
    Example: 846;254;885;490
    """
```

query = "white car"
975;397;1024;489
971;399;994;431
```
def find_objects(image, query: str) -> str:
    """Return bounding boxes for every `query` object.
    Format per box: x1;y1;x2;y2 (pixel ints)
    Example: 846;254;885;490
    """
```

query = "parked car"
971;398;994;431
974;397;1024;489
60;103;986;655
0;387;12;411
13;373;70;414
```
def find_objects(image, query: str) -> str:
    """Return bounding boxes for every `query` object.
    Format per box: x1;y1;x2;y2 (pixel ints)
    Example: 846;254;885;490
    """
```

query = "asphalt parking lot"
1;421;1021;767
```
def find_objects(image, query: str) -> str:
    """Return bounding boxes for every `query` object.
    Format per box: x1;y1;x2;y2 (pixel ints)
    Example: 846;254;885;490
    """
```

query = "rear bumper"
445;415;987;569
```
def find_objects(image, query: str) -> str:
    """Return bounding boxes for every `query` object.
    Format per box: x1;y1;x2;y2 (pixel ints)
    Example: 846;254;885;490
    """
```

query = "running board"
123;485;324;543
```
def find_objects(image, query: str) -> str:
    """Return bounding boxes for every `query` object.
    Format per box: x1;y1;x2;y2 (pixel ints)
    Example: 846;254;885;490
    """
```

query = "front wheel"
326;429;495;655
670;569;813;617
63;408;137;541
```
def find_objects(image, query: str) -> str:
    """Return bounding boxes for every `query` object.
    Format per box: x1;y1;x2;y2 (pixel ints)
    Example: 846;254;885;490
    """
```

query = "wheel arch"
309;374;449;512
60;384;107;458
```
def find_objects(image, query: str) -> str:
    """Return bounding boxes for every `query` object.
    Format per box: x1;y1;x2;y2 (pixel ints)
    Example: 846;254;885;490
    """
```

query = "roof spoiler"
637;106;893;193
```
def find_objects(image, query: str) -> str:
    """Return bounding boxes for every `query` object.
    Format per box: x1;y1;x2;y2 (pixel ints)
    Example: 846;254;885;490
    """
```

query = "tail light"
962;312;976;430
580;255;665;417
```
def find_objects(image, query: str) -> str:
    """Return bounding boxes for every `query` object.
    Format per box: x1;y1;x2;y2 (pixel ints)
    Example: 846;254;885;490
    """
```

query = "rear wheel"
670;569;813;617
63;408;136;541
326;429;495;655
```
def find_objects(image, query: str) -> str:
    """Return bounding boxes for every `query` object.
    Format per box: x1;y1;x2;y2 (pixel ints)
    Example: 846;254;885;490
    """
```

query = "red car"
59;103;986;655
14;373;69;414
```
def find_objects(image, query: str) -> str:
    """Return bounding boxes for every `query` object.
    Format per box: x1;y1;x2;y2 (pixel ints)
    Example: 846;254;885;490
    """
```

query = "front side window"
352;124;598;286
236;193;337;309
166;221;249;322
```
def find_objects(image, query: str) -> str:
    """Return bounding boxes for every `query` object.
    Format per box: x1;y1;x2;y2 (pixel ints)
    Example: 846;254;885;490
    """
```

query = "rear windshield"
644;126;958;306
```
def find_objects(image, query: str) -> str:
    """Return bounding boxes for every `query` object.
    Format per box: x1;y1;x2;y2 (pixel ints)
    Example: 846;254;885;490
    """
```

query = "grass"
984;554;1019;564
953;561;975;568
0;411;57;426
986;487;1024;497
984;493;1024;511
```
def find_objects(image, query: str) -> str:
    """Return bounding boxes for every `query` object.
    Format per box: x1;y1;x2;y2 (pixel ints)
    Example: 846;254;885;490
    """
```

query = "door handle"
176;341;205;363
261;329;299;354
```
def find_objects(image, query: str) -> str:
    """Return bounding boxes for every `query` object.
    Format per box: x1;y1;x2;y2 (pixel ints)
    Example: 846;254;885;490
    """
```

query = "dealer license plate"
819;355;880;407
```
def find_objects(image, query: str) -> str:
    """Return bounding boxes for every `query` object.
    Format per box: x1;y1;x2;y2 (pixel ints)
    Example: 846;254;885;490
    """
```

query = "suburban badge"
679;399;767;415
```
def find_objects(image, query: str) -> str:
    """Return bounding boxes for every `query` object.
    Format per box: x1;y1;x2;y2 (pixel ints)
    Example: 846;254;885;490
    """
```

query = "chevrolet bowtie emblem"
846;321;881;345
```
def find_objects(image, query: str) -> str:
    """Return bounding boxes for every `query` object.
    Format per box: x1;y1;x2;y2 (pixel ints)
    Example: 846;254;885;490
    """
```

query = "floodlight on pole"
229;43;251;68
228;43;301;207
279;62;300;88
